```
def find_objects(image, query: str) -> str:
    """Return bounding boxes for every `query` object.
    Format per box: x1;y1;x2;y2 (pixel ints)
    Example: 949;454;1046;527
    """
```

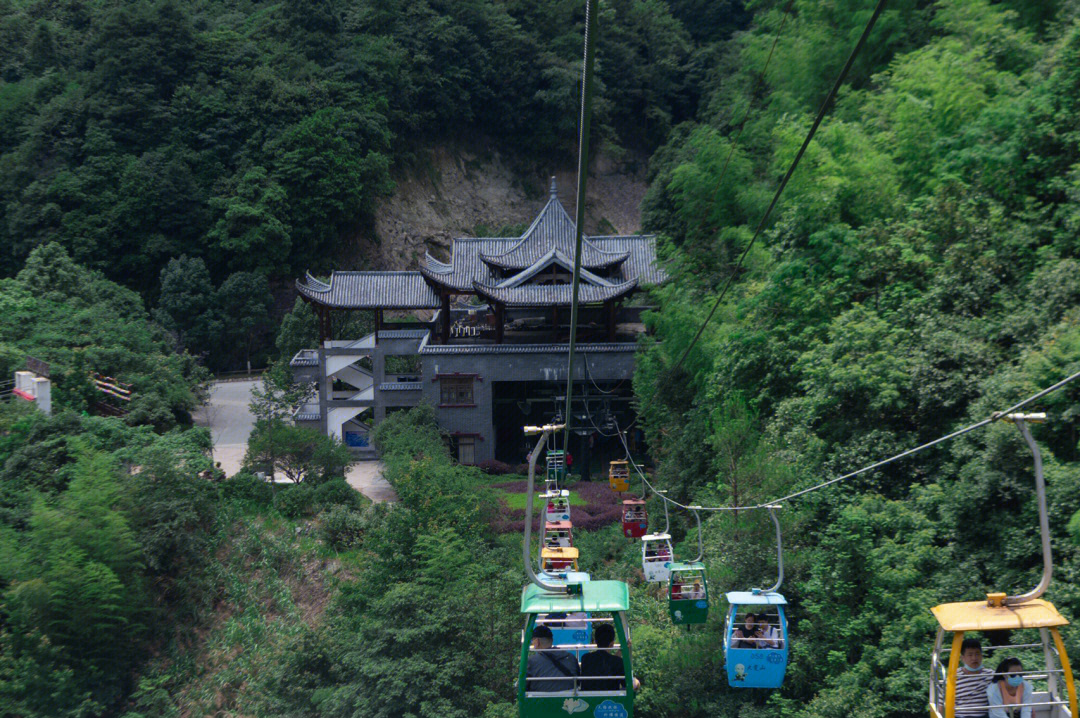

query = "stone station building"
290;180;665;467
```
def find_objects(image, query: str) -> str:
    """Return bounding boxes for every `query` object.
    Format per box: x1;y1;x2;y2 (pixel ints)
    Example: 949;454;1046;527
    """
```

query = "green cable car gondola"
546;449;566;485
521;422;635;718
667;509;708;625
518;582;635;718
669;562;709;625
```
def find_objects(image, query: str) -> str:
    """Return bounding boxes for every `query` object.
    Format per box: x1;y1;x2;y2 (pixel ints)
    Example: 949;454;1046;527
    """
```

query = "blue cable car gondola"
723;506;789;689
537;571;594;660
723;591;789;688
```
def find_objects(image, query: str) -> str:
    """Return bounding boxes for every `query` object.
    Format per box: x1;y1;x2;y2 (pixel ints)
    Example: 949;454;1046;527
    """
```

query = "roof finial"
550;176;558;198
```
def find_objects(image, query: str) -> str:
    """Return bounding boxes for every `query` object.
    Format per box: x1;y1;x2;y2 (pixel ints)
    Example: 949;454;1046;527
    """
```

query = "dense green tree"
154;255;218;356
244;422;353;484
215;271;274;372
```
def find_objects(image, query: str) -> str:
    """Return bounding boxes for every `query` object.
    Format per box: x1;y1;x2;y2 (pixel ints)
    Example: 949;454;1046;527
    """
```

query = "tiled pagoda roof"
471;278;638;307
295;272;439;309
297;179;665;310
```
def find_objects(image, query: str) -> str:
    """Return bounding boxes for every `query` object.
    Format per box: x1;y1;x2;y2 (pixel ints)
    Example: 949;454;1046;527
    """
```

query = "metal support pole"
758;505;784;595
688;507;704;564
524;424;567;593
1004;413;1052;605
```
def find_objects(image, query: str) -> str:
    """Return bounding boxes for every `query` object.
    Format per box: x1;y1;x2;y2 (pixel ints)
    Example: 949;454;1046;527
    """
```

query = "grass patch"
499;489;588;510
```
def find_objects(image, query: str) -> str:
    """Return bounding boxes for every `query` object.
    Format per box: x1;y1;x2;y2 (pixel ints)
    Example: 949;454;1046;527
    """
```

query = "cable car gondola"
535;571;594;660
724;506;789;688
520;422;635;718
542;546;580;575
641;533;674;583
724;591;789;688
546;449;567;485
668;508;708;625
929;413;1078;718
622;498;647;538
609;460;630;492
669;562;709;625
546;490;571;523
543;520;573;549
519;582;636;718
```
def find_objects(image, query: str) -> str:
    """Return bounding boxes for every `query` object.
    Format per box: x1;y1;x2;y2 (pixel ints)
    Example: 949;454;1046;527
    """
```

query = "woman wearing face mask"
987;658;1033;718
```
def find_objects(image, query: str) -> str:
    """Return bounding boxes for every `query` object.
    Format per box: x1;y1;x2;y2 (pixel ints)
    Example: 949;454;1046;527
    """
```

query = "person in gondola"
526;625;579;692
953;638;994;718
757;613;782;649
732;614;760;649
987;658;1034;718
580;623;640;692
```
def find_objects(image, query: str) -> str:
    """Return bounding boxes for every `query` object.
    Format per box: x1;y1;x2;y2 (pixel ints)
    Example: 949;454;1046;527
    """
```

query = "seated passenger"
953;638;994;718
757;615;782;649
732;613;760;649
988;658;1034;718
580;623;640;692
526;625;579;692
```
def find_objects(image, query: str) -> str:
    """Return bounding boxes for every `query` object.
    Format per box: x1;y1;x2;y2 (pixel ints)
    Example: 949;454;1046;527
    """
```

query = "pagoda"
291;178;665;466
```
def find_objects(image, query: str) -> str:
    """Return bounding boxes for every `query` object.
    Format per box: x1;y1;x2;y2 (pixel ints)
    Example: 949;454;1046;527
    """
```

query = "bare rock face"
353;145;648;271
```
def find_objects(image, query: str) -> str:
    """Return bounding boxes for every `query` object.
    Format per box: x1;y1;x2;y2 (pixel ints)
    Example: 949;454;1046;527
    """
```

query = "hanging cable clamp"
525;423;567;435
1002;413;1047;424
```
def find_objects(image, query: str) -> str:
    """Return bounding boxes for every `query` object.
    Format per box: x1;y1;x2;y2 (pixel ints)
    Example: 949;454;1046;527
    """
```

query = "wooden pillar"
496;303;505;344
553;306;560;343
605;300;616;342
375;309;382;343
316;306;331;343
441;293;451;344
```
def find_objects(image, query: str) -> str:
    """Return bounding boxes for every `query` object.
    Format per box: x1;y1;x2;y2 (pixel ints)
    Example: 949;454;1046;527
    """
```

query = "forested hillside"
5;1;1080;717
635;0;1080;715
0;0;726;367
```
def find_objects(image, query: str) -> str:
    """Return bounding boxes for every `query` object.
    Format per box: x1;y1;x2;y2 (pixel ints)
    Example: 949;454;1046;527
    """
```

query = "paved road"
194;379;396;502
194;379;258;478
347;461;398;503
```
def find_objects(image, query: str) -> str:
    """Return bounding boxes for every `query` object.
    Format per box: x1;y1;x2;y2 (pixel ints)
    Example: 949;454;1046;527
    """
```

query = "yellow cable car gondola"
609;460;630;492
542;546;580;575
929;413;1078;718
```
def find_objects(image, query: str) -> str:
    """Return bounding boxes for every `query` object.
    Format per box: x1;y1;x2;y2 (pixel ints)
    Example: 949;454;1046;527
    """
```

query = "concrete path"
194;379;397;503
193;379;259;478
347;461;398;503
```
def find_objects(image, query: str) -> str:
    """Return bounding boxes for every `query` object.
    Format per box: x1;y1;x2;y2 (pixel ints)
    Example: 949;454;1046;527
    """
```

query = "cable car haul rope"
513;0;1080;713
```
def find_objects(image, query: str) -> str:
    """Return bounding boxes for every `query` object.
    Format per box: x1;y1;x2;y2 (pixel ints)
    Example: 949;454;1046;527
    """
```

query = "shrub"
314;479;361;509
273;483;316;519
320;504;366;550
476;459;512;475
222;471;273;507
513;463;530;476
244;420;354;484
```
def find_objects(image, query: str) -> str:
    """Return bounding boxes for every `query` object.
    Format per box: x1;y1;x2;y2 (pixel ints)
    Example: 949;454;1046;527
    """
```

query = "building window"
440;376;474;405
457;436;475;464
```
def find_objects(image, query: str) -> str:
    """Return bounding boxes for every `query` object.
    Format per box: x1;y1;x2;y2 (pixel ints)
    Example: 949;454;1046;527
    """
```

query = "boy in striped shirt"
955;638;994;718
